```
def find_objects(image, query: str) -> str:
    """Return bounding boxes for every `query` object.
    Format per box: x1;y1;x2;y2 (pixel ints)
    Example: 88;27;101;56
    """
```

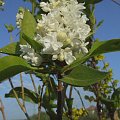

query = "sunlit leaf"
0;56;33;82
0;42;20;55
20;10;36;44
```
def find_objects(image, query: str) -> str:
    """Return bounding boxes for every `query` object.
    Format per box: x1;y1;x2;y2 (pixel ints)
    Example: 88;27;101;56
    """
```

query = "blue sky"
0;0;120;119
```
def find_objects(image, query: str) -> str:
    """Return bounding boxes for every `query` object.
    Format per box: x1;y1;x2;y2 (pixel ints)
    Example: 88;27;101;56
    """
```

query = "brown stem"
0;98;6;120
38;83;45;120
20;73;25;107
69;86;73;99
8;78;31;120
92;83;103;120
57;79;63;120
30;74;37;93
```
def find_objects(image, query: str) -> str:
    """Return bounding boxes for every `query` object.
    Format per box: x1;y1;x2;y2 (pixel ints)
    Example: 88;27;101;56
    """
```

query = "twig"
30;74;37;93
10;33;13;43
31;1;36;15
112;0;120;6
38;83;45;120
20;73;25;106
74;88;87;111
8;78;31;120
0;98;6;120
57;79;63;120
69;86;73;99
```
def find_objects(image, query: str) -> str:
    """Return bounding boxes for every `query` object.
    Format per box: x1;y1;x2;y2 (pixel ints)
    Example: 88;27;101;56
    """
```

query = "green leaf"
89;39;120;56
5;24;15;33
62;39;120;73
66;98;73;110
96;20;104;28
112;87;120;107
5;87;38;103
62;55;89;73
20;10;36;44
100;95;115;108
22;33;43;52
0;42;21;55
60;64;108;87
0;56;33;82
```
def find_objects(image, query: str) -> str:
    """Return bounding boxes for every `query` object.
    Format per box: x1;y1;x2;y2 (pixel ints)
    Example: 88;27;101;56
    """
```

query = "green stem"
10;33;13;43
32;1;35;15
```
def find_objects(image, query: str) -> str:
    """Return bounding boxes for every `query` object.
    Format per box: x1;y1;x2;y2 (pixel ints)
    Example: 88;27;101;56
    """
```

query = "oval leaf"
20;10;36;44
0;56;32;82
89;39;120;56
5;87;38;103
0;42;21;55
62;39;120;73
60;64;108;87
22;33;43;52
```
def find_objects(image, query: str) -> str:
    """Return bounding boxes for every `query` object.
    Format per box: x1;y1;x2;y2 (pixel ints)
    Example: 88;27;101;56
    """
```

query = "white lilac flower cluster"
0;0;5;6
20;44;42;66
20;0;91;66
16;7;25;28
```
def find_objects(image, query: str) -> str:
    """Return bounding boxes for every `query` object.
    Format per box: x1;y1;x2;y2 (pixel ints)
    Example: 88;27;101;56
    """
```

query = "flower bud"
57;32;67;42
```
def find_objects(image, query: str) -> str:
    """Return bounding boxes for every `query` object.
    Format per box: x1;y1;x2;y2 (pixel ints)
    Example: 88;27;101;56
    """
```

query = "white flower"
21;0;91;65
40;2;51;12
35;0;91;64
52;48;76;65
80;42;89;54
40;32;63;54
64;48;76;65
16;8;24;28
20;44;42;66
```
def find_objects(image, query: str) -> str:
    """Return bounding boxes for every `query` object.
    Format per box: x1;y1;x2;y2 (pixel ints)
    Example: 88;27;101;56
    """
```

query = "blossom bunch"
20;0;91;66
16;7;25;28
20;44;42;66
